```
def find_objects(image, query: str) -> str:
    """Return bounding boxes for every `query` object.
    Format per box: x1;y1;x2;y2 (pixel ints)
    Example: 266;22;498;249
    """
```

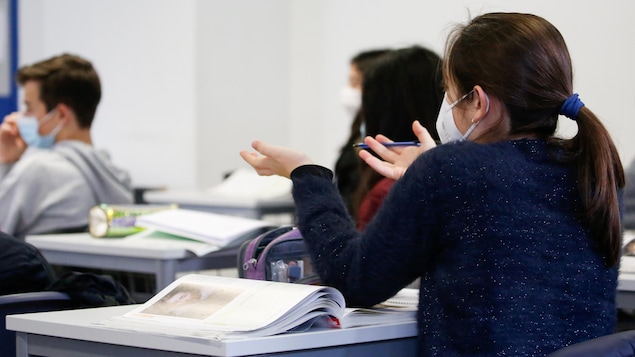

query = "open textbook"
133;208;273;251
96;274;417;340
341;287;419;329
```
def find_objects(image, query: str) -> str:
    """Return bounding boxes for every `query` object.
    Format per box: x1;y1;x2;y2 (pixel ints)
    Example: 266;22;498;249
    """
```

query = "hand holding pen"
357;121;437;180
352;141;420;150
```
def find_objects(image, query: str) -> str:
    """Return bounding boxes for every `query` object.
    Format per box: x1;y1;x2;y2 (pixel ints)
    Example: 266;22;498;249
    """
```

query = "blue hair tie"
559;93;585;120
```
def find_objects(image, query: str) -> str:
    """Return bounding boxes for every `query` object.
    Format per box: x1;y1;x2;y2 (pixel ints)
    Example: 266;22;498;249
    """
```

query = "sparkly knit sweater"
290;139;618;357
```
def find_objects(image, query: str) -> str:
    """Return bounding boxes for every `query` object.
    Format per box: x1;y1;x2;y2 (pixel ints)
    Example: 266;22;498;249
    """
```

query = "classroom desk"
25;233;240;292
618;233;635;310
618;271;635;310
7;305;418;357
144;189;296;221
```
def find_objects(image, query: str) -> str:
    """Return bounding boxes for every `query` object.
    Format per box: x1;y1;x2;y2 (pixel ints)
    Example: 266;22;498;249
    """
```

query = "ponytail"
565;106;624;266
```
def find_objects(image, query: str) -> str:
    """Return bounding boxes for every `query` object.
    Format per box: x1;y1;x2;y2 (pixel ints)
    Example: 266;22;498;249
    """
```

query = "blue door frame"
0;0;18;121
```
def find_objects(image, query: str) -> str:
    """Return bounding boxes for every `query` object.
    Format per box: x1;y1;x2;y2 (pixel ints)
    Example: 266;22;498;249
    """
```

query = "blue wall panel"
0;0;17;121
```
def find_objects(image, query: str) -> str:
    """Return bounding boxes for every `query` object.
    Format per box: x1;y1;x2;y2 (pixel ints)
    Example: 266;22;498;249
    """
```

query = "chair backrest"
547;330;635;357
0;291;73;357
0;232;56;296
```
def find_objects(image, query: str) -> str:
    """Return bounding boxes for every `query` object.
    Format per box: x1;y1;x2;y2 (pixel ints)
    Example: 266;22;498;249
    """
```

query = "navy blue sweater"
291;139;617;356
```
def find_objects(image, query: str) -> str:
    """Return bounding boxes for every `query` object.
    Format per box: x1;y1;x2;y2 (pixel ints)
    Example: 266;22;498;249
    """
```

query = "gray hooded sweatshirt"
0;140;133;239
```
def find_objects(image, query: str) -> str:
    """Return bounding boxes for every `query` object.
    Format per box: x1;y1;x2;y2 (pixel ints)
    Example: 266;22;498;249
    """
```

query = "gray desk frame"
26;234;239;291
8;305;418;357
618;272;635;310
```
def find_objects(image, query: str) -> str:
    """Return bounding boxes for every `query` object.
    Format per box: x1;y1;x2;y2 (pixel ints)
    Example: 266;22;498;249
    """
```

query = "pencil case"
238;226;316;283
88;203;177;238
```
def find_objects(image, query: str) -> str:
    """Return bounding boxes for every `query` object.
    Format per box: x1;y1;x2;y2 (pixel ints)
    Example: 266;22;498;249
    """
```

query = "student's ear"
471;85;491;123
54;103;73;124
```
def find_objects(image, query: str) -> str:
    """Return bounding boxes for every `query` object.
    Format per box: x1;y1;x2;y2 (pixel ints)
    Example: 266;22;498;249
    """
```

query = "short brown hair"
16;53;101;128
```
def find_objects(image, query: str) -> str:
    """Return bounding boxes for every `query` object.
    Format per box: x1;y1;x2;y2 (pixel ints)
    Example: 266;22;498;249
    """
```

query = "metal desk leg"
15;332;29;357
155;259;177;291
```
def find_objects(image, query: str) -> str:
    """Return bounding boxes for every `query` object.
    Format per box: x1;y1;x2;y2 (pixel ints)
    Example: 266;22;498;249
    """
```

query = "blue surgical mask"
17;111;61;149
435;90;489;144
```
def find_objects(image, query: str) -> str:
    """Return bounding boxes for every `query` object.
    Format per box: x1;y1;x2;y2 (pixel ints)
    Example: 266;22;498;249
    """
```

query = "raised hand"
0;112;27;164
240;140;314;179
358;120;436;180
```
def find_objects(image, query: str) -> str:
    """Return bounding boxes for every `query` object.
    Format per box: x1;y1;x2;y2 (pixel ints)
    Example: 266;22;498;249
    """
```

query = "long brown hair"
444;13;624;266
351;46;443;220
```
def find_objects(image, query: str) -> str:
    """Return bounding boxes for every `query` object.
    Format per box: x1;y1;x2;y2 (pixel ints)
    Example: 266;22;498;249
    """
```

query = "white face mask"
435;91;489;144
340;86;361;117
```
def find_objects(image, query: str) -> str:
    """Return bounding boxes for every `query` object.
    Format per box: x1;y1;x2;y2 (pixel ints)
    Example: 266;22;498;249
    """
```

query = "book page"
134;209;272;247
340;307;417;329
100;274;344;339
338;288;418;329
125;229;221;256
377;288;418;309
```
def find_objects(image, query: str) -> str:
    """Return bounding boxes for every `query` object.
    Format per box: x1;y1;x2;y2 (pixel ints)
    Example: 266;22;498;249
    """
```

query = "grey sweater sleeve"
0;162;14;180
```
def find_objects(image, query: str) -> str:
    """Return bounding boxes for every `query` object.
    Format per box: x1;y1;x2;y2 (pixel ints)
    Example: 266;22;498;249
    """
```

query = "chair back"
547;330;635;357
0;232;56;296
0;291;73;357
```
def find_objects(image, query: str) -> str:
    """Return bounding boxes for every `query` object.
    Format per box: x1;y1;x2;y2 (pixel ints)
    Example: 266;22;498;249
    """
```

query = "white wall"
17;0;635;190
304;0;635;169
195;0;290;186
18;0;198;188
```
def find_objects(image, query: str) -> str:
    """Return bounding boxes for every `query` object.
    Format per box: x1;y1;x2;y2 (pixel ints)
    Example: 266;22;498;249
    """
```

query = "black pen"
353;141;421;150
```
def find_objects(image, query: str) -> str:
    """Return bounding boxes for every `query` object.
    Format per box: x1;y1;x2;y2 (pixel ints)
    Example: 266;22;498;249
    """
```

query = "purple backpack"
238;226;317;283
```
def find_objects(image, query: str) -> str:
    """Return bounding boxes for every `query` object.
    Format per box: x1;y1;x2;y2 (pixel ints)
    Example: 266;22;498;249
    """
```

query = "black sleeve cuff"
290;165;334;181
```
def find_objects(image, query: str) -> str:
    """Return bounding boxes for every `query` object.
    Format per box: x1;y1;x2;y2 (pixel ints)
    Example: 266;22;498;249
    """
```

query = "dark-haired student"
352;45;443;230
335;48;391;216
241;12;623;356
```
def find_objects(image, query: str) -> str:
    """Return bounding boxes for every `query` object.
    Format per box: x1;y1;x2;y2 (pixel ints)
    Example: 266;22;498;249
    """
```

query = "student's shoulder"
55;140;111;162
411;140;531;179
11;148;72;178
419;140;537;165
414;141;482;168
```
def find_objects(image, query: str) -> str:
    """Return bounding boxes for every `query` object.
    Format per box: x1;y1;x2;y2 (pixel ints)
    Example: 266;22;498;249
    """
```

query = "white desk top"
7;305;418;356
619;232;635;291
25;233;208;259
619;238;635;291
144;189;294;209
619;273;635;292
